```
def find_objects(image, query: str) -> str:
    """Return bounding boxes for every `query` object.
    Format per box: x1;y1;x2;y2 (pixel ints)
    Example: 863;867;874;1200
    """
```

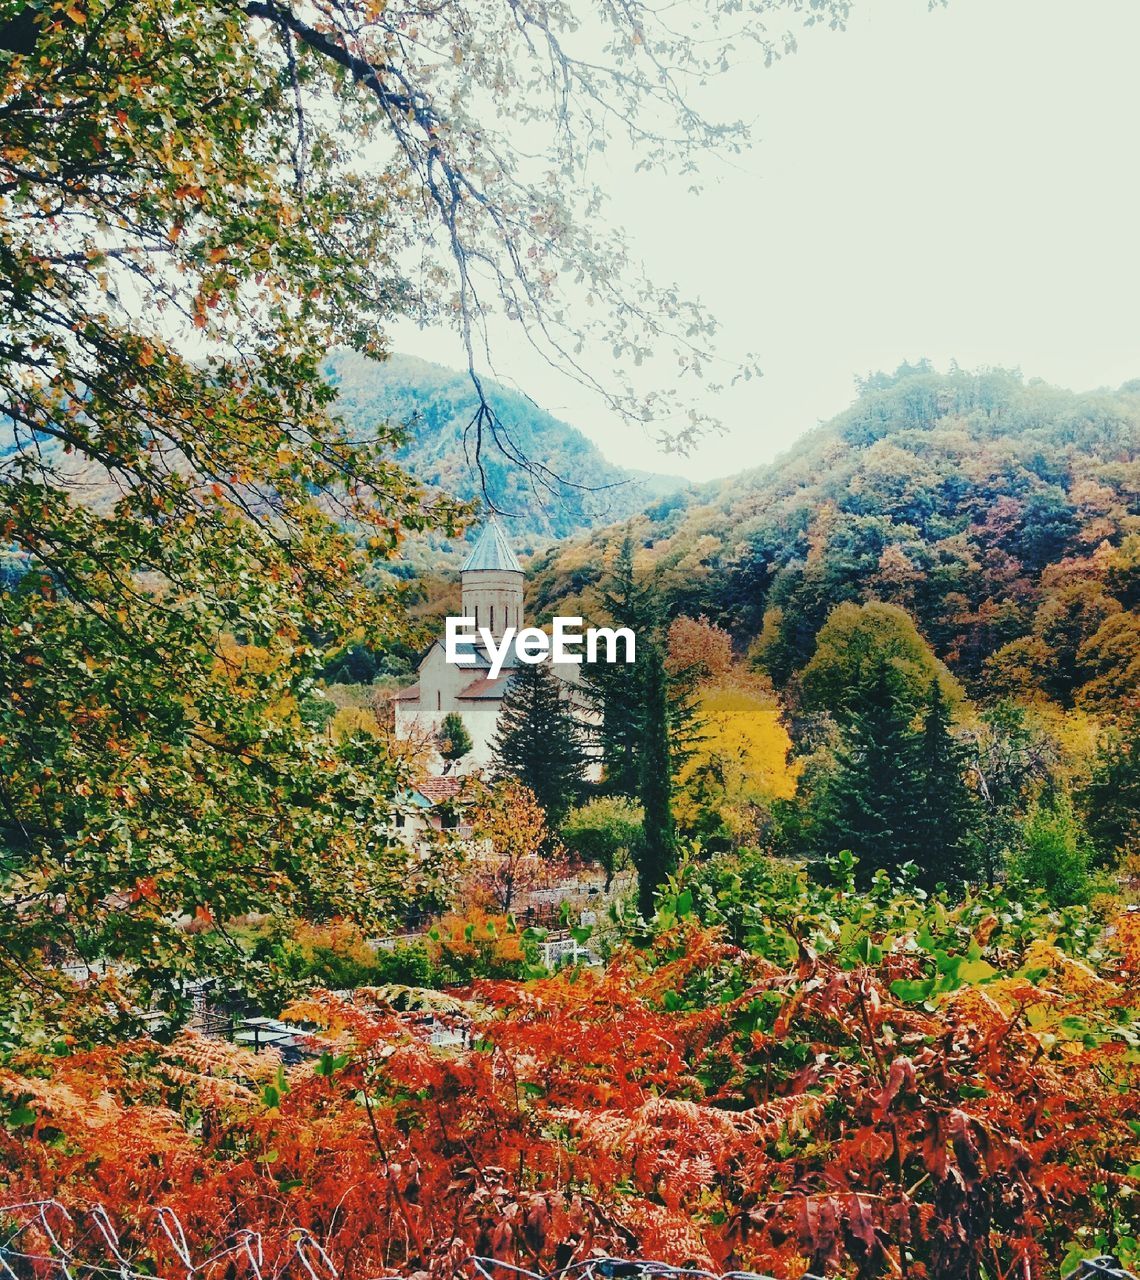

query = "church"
393;519;593;773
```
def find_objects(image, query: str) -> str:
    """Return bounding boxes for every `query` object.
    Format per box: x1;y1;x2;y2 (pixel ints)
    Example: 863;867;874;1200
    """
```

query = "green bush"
1011;798;1092;907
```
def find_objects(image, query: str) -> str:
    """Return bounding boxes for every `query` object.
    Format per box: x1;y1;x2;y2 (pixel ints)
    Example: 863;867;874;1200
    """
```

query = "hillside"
324;350;685;549
0;351;685;557
527;363;1140;706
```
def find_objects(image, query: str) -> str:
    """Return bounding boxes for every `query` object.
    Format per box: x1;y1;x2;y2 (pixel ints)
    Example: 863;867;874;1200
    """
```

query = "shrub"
1012;797;1092;907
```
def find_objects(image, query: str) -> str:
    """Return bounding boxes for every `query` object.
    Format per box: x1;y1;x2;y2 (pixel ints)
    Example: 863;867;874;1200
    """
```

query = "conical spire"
460;517;522;574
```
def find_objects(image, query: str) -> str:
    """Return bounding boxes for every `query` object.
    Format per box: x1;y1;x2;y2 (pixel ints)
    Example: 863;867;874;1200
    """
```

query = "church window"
490;604;495;632
436;691;441;710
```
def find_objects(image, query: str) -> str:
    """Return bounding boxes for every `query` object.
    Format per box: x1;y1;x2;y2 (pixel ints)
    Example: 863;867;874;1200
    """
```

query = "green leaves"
314;1051;351;1078
260;1065;290;1111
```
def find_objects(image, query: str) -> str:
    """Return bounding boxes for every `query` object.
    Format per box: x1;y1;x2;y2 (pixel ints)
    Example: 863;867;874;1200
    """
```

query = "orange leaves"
3;920;1138;1278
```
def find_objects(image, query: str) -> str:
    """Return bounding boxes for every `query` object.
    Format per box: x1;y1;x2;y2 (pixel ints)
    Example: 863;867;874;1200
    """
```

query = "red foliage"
1;921;1137;1279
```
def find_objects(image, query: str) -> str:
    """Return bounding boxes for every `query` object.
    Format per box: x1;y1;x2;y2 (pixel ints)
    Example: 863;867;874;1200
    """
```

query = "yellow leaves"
65;4;86;24
1022;938;1115;999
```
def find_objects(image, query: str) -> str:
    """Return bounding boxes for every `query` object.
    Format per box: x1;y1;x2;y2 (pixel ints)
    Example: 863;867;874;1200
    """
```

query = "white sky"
392;0;1140;483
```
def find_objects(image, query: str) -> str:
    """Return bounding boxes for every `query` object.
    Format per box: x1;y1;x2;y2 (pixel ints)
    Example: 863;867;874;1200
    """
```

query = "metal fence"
0;1202;1134;1280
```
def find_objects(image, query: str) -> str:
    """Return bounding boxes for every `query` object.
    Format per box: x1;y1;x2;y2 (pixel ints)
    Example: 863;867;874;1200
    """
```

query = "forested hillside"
528;363;1139;710
325;350;685;546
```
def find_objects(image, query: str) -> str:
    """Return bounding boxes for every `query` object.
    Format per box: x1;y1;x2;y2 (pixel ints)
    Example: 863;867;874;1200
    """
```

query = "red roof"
415;776;464;803
394;683;420;701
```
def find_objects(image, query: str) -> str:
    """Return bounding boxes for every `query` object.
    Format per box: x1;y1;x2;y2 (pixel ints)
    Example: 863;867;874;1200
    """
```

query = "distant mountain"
526;363;1140;705
0;351;686;568
324;350;685;550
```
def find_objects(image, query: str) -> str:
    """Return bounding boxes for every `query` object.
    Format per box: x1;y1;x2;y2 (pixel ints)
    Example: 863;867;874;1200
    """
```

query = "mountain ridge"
524;363;1140;707
323;349;687;551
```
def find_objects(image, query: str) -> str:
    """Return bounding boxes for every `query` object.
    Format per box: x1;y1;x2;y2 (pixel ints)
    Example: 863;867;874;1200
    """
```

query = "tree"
963;702;1060;884
468;780;553;914
490;663;588;824
583;535;704;798
1079;713;1140;863
560;797;643;891
437;712;473;770
673;677;796;850
0;0;846;1032
1012;797;1092;907
800;601;961;726
582;532;658;797
913;680;977;886
808;662;925;885
636;643;677;918
665;615;734;682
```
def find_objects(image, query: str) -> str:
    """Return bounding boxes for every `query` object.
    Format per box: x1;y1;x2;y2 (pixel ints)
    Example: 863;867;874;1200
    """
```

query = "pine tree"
913;679;977;887
810;662;924;885
636;643;677;919
438;711;473;770
491;661;588;824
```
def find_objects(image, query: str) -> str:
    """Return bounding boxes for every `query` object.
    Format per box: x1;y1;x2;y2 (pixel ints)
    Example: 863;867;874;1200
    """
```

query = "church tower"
460;517;524;642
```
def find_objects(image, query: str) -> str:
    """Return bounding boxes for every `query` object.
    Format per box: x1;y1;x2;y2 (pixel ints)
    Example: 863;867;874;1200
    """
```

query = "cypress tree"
635;642;677;919
914;679;977;887
490;660;588;824
582;531;703;798
582;531;657;797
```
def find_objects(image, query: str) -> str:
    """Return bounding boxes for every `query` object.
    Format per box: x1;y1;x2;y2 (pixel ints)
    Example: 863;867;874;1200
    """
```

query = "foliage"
530;366;1140;711
1079;712;1140;862
581;532;661;797
321;640;417;686
468;780;556;914
426;908;536;984
2;873;1137;1279
490;662;589;824
799;670;976;888
437;711;473;766
636;642;677;919
796;600;962;724
0;0;846;1037
963;700;1063;883
560;797;643;889
673;676;797;850
1012;798;1094;908
666;614;735;682
250;919;434;998
581;536;705;800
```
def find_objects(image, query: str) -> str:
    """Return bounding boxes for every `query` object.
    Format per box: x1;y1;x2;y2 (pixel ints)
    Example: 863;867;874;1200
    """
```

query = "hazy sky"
393;0;1140;483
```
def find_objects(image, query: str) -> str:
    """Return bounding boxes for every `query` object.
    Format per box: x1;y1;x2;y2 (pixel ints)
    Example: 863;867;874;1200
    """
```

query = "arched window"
436;691;441;710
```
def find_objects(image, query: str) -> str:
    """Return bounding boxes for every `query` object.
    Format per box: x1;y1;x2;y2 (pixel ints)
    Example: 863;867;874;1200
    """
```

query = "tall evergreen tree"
810;663;924;885
491;662;588;824
582;532;658;797
914;679;977;887
636;643;677;919
1078;711;1140;863
583;531;704;799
